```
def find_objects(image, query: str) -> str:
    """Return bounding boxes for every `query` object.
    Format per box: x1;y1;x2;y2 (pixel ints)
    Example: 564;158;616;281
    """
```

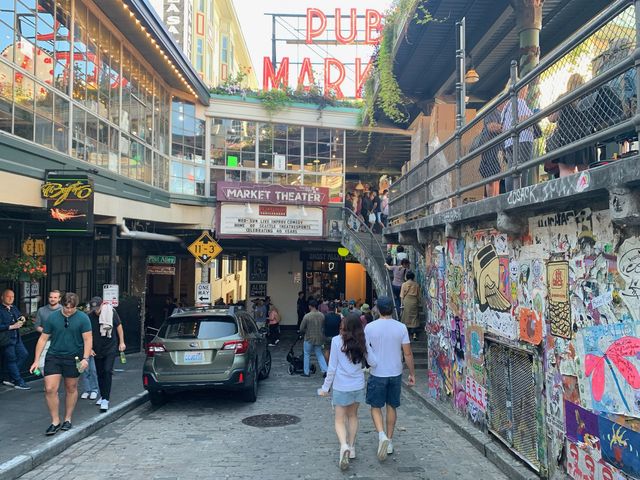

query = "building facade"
149;0;257;88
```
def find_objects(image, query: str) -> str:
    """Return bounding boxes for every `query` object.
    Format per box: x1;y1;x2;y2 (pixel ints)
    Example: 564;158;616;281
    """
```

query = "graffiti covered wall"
421;207;640;479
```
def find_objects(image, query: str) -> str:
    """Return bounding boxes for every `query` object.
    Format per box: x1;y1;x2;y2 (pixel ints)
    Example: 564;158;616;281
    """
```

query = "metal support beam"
109;225;117;284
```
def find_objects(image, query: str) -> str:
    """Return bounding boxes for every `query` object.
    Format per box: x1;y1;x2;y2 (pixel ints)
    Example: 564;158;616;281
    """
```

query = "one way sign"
196;283;211;304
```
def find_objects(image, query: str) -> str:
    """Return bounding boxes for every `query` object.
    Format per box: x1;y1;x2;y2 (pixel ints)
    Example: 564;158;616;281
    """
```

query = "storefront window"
170;98;205;195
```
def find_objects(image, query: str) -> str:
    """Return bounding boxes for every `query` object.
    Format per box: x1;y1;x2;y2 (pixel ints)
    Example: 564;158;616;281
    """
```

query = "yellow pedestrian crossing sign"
187;231;222;264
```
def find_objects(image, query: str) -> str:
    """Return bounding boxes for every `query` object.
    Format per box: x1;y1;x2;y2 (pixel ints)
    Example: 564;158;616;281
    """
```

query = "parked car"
142;305;271;404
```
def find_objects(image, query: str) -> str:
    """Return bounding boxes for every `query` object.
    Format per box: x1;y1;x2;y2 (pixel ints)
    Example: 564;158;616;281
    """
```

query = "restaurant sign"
216;182;329;206
219;203;323;238
41;173;94;235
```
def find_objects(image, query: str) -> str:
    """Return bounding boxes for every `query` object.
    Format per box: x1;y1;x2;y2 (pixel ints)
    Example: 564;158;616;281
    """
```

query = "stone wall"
418;206;640;479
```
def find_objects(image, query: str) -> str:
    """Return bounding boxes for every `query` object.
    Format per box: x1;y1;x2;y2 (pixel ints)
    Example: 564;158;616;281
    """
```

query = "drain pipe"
119;221;185;245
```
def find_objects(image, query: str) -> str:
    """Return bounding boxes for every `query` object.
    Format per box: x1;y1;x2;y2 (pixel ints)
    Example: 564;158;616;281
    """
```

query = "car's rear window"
160;316;238;339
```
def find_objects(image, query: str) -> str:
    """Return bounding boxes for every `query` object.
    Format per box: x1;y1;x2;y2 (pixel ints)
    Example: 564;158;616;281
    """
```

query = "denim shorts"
332;387;365;407
366;374;402;408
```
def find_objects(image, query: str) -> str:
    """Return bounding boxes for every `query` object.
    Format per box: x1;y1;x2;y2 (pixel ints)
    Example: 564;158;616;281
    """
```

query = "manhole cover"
242;414;300;428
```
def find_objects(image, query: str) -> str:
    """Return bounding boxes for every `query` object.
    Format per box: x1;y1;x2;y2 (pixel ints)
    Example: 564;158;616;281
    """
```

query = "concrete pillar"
399;230;424;257
609;186;640;226
511;0;544;76
445;222;460;238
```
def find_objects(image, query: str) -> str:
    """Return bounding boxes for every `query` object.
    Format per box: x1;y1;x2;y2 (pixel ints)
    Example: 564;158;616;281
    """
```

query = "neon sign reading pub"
263;8;382;99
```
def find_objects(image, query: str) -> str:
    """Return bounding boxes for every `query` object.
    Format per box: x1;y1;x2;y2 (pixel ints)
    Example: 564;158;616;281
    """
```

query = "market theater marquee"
216;182;328;239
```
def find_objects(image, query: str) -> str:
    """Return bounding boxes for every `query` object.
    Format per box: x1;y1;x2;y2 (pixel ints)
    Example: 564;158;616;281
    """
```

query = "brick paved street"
20;342;509;480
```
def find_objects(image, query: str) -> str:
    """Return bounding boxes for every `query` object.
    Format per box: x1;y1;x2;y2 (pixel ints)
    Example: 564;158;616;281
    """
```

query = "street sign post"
187;231;222;264
196;282;211;304
103;284;119;307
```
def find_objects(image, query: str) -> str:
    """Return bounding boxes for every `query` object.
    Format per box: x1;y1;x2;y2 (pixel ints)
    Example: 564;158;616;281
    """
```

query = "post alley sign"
263;8;382;98
41;173;94;235
216;182;329;206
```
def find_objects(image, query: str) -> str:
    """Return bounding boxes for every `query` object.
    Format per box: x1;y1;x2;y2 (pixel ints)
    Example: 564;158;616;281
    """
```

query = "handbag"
368;212;376;224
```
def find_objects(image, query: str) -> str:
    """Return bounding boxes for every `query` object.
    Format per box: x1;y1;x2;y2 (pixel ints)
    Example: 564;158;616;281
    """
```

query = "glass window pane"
35;114;52;148
14;106;34;140
0;97;12;133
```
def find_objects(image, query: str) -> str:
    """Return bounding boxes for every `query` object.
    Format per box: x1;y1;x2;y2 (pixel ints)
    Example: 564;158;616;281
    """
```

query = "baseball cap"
375;296;394;314
361;303;370;313
348;299;355;305
89;296;103;312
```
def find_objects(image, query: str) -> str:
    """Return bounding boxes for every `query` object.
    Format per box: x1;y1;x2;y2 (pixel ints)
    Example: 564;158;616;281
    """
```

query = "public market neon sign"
263;8;382;99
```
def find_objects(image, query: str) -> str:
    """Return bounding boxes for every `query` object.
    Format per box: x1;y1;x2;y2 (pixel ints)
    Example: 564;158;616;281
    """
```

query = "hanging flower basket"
0;254;47;282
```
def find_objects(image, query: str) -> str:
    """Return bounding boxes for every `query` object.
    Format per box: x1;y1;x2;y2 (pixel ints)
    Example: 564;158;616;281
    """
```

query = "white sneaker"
89;391;98;400
100;399;109;412
377;436;390;461
387;441;394;455
348;445;356;459
96;396;103;405
339;444;350;470
80;392;89;399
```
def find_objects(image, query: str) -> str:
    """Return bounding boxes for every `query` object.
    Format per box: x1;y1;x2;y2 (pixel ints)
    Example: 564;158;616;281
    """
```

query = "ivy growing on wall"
359;0;435;139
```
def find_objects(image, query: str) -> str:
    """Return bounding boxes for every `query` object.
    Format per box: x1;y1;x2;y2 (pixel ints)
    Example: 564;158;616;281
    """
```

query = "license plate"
183;351;204;363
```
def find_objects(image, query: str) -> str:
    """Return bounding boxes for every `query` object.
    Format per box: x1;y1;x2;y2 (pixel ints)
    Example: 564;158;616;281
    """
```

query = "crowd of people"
0;288;125;435
344;188;389;232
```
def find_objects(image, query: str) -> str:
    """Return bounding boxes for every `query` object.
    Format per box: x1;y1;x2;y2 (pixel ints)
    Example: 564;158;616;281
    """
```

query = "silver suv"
142;306;271;404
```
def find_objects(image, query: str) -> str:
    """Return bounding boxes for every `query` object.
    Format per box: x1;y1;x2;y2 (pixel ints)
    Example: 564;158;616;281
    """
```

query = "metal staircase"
340;208;394;302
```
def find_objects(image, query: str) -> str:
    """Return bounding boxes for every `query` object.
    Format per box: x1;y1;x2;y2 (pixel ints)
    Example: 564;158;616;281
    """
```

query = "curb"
403;381;539;480
0;391;148;480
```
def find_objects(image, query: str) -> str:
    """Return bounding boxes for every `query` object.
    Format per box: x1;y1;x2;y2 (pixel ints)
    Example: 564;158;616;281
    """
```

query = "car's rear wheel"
242;364;258;402
148;390;166;406
259;350;272;380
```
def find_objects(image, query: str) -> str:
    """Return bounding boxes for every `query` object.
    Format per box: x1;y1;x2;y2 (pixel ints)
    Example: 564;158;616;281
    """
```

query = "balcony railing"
389;0;638;222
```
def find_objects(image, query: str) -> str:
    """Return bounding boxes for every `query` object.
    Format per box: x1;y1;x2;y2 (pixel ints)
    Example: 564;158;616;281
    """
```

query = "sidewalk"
402;367;539;480
0;353;147;476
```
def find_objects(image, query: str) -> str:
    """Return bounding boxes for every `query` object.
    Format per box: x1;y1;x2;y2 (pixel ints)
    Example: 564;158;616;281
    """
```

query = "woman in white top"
319;313;368;471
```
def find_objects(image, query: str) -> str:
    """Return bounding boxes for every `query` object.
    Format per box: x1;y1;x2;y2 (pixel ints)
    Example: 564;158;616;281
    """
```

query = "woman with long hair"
319;313;367;471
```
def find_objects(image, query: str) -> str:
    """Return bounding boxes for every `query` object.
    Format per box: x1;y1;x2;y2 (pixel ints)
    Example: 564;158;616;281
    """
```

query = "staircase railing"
340;207;396;313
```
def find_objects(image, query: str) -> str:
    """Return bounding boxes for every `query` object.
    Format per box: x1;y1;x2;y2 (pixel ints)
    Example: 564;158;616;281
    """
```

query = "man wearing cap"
30;292;92;435
364;295;415;462
87;296;126;412
348;300;362;317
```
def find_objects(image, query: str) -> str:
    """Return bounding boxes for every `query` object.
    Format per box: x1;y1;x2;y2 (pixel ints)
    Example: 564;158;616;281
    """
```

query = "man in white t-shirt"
364;296;415;461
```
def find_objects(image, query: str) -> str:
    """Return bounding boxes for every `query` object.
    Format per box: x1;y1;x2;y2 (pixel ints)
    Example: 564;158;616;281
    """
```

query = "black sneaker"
14;383;31;390
45;423;61;436
60;421;72;431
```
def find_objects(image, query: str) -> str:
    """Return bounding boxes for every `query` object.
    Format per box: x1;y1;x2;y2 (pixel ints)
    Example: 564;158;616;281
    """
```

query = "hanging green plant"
256;88;293;116
359;0;435;140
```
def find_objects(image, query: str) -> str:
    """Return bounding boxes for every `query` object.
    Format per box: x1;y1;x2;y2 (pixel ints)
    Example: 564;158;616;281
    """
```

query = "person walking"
385;258;409;316
323;302;342;363
319;313;368;470
296;291;307;330
267;303;281;346
87;297;126;412
30;292;92;435
400;272;421;341
299;299;328;377
34;290;62;375
364;296;415;461
0;289;30;389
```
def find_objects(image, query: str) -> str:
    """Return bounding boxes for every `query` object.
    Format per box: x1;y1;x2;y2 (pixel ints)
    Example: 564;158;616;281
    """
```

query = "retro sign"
41;173;94;235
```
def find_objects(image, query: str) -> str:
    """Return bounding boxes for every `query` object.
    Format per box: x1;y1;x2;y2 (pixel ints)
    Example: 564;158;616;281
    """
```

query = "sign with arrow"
187;231;222;264
196;282;211;304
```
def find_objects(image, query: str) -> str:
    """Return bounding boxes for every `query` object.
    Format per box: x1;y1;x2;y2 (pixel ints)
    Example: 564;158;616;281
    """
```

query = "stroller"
286;335;317;375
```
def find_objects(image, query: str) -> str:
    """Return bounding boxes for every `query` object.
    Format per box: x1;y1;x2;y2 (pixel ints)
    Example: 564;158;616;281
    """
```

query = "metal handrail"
339;206;397;314
389;0;636;220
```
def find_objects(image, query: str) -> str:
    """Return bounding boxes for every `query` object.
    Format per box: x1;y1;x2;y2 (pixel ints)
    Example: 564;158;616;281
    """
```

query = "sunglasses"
64;317;69;328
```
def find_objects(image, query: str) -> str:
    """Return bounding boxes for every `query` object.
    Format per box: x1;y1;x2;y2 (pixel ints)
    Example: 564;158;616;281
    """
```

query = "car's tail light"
146;343;166;357
222;339;249;354
238;372;244;383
